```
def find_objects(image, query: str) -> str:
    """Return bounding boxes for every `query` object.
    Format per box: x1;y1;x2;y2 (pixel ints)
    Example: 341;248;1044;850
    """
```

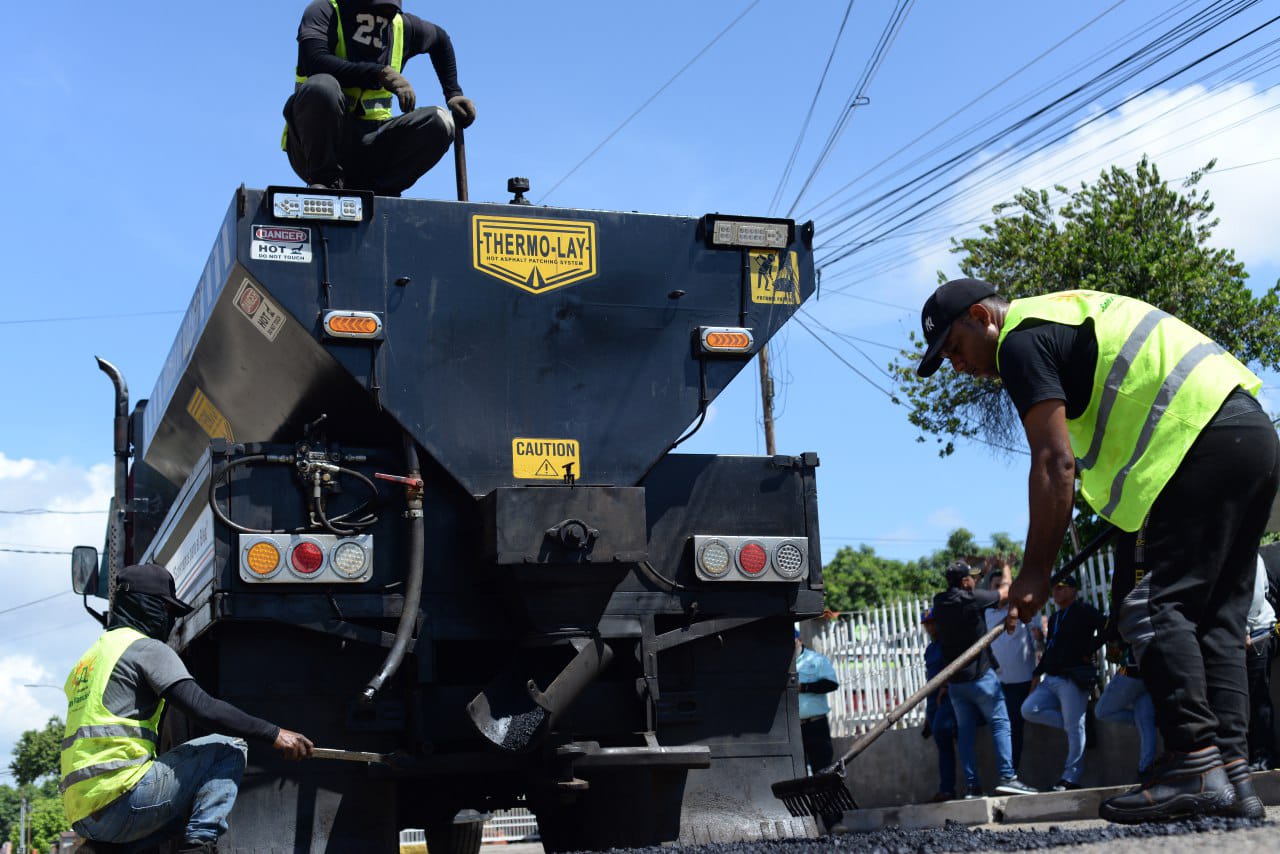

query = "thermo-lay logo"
473;216;597;294
512;438;581;481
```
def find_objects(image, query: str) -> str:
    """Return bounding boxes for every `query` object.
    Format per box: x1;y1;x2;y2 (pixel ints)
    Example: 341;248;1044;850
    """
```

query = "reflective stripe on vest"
996;290;1261;532
283;0;405;148
60;627;165;824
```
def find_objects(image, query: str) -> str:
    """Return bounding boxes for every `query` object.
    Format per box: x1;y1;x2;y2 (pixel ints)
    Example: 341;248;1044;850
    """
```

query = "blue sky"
3;0;1280;769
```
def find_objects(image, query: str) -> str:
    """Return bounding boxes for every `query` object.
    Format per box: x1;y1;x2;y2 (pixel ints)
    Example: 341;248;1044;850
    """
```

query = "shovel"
311;747;403;767
772;526;1117;819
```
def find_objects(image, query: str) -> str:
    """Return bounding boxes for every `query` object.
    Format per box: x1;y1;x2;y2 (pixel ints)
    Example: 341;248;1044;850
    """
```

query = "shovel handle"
312;747;390;765
454;125;469;202
825;525;1116;772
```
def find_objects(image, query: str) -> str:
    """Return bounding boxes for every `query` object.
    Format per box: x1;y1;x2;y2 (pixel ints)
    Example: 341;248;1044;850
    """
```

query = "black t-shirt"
1035;601;1105;677
932;587;1001;682
997;319;1098;420
296;0;463;100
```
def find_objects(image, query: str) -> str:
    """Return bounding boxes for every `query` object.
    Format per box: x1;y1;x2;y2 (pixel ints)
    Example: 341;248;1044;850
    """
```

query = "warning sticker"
187;387;234;440
473;216;597;294
749;250;801;305
233;278;286;342
512;438;581;481
251;223;312;264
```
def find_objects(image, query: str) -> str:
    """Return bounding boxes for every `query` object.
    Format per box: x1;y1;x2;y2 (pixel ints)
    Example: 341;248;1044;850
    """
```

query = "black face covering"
109;590;177;642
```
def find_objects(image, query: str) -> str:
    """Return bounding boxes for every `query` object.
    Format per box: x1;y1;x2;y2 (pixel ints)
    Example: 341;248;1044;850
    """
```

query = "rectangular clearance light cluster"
702;214;794;249
269;187;370;223
238;533;373;584
692;535;809;583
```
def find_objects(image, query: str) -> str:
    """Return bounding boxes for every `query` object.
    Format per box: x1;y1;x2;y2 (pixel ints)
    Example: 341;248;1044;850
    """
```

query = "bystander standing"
1246;554;1278;771
795;629;847;834
921;609;958;801
981;558;1037;774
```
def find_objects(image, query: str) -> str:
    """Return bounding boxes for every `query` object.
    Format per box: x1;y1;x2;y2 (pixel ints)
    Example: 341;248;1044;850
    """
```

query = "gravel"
577;816;1271;854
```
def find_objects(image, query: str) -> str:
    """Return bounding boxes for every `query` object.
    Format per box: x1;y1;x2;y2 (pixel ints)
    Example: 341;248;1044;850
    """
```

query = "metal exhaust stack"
95;357;129;597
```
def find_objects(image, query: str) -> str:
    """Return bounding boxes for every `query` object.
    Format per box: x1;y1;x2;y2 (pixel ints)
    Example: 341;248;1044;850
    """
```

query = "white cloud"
0;454;114;768
926;506;965;531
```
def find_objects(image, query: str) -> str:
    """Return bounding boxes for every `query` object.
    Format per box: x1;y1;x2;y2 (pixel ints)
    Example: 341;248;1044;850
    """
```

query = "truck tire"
425;810;485;854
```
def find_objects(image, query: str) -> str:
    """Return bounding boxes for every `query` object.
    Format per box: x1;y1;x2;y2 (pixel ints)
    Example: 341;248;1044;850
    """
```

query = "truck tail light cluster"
692;535;810;582
238;534;373;583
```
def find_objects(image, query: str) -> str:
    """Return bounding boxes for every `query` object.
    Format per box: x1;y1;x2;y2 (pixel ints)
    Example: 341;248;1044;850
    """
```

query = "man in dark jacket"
284;1;478;195
932;561;1036;797
1020;575;1104;791
61;564;313;853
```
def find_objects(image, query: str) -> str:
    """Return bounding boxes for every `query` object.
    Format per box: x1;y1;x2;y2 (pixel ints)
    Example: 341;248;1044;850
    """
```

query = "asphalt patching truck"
72;182;822;852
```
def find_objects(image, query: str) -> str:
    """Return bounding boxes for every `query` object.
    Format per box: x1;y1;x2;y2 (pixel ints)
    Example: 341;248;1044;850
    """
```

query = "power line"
537;0;761;203
0;309;183;326
0;548;72;555
0;590;73;618
0;509;106;516
793;317;897;399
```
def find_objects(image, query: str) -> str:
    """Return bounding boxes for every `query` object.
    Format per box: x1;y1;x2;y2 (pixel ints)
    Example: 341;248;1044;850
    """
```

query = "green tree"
9;717;63;787
823;528;1023;611
892;157;1280;461
0;784;18;846
7;791;66;853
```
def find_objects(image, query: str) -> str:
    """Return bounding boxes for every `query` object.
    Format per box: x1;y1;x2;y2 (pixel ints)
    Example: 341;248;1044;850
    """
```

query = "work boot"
1051;779;1081;792
1099;746;1235;824
177;841;218;854
1222;758;1265;819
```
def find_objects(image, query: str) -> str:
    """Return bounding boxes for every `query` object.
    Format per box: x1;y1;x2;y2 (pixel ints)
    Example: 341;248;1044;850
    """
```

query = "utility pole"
758;344;777;455
19;790;26;854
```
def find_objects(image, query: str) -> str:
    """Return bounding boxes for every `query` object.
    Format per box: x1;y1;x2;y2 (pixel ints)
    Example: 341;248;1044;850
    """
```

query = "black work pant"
801;715;834;772
1001;679;1032;771
1247;632;1278;766
284;74;455;196
1113;394;1279;761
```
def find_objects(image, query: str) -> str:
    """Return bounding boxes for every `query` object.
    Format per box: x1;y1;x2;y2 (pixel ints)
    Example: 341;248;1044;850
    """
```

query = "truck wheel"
425;810;485;854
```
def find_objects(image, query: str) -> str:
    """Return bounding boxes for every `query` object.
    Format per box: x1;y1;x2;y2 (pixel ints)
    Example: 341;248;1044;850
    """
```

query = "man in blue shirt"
795;629;845;834
922;609;958;801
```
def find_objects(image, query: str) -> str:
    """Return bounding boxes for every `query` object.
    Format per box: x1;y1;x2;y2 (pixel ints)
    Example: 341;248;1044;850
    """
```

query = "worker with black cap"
283;0;478;195
915;279;1278;822
60;564;313;853
931;559;1036;797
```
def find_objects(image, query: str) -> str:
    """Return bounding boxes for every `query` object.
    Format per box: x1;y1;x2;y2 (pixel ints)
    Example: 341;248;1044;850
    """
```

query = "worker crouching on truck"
283;0;478;196
61;564;314;854
915;279;1279;822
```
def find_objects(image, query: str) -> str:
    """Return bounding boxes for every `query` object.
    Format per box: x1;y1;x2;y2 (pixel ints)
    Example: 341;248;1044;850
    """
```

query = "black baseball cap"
1056;575;1080;589
944;560;980;586
116;563;193;615
916;278;998;378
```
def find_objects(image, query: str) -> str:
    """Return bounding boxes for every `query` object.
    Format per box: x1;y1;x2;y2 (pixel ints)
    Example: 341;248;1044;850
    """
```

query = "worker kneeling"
61;564;313;853
283;0;477;196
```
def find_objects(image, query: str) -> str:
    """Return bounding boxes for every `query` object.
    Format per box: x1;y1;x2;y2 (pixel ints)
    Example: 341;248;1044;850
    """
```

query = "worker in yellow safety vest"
914;279;1278;824
61;564;313;854
283;0;477;196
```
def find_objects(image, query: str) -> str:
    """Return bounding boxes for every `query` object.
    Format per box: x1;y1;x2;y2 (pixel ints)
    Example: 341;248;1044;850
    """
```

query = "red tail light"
291;542;324;574
737;542;768;577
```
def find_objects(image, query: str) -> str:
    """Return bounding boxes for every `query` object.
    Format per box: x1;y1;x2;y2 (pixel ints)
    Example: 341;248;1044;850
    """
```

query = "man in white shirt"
1246;553;1277;772
982;560;1037;775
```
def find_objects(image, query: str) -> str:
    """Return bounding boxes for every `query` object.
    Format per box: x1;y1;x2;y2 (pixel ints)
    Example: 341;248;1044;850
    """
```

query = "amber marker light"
698;326;755;355
323;310;383;339
245;541;282;576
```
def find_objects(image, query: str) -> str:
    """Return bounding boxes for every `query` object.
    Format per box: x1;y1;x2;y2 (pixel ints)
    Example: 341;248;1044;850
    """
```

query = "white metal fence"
814;549;1118;738
398;808;540;848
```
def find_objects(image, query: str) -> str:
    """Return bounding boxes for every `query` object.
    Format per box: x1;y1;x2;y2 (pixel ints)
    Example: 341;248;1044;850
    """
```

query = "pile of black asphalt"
584;816;1270;854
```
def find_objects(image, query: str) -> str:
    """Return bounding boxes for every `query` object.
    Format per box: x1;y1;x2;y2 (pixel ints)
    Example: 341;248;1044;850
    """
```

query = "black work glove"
447;95;477;128
379;67;416;113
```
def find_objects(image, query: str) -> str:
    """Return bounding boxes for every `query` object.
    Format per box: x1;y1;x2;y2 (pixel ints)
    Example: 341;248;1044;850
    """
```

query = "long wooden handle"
312;747;390;764
454;125;469;202
825;525;1117;771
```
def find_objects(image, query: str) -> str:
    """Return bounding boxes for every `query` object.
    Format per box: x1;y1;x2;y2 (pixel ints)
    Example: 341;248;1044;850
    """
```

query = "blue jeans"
932;695;958;794
1022;675;1089;784
1095;671;1158;773
948;670;1015;788
73;735;248;849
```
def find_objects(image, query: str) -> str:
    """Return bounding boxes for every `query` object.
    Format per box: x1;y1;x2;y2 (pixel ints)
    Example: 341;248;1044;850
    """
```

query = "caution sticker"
749;250;801;305
251;224;312;264
233;278;286;342
187;387;234;440
473;216;597;294
512;438;581;480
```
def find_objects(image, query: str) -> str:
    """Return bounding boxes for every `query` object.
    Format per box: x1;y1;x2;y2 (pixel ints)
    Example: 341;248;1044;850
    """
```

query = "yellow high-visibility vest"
996;290;1261;531
60;628;165;824
283;0;406;148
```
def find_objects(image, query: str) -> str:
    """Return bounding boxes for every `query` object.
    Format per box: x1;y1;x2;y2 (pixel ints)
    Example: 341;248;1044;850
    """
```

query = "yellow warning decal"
187;388;234;441
512;438;581;481
749;250;801;305
473;216;597;294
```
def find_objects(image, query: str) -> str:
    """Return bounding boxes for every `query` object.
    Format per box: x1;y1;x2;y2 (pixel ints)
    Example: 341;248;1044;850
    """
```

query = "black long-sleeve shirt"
295;0;463;100
1035;601;1105;677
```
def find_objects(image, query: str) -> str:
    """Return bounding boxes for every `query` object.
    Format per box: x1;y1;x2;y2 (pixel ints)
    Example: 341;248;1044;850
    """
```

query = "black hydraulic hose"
362;432;425;702
209;455;279;534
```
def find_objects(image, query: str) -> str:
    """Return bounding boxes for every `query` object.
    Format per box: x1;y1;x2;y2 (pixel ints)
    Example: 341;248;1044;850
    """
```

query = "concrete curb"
839;769;1280;830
